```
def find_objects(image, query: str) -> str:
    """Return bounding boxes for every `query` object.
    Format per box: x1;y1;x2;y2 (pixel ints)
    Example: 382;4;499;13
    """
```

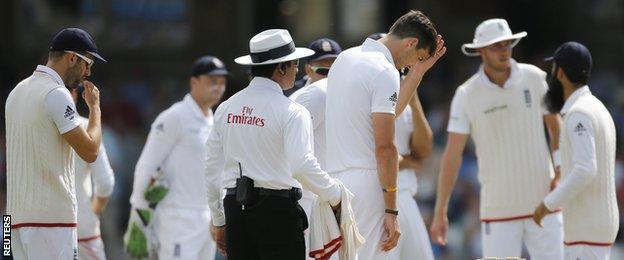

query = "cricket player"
325;10;445;259
429;19;564;259
368;31;435;260
69;88;115;260
5;27;105;259
289;37;342;258
125;56;229;259
534;42;619;260
206;29;344;260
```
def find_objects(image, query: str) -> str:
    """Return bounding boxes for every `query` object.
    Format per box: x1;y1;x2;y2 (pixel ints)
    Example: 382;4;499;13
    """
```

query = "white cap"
461;18;527;56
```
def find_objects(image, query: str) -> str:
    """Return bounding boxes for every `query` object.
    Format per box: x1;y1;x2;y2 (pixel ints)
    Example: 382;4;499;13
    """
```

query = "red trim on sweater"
318;241;342;260
12;223;77;229
78;234;101;242
309;236;343;257
481;209;561;223
565;241;613;247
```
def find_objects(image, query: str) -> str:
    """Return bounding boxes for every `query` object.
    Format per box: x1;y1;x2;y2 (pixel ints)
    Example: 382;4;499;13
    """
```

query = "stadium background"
0;0;623;259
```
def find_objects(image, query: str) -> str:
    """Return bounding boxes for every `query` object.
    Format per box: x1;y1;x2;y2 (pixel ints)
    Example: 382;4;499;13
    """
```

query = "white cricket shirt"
394;106;418;195
544;86;618;244
290;78;328;169
205;77;341;226
325;38;400;173
130;94;214;210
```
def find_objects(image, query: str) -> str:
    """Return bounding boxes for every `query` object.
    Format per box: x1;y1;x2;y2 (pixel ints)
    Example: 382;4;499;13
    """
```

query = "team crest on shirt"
389;92;398;103
523;89;532;108
64;106;75;120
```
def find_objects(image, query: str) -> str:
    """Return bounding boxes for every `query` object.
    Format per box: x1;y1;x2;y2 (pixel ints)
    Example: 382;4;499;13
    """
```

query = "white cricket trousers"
332;168;388;260
481;212;563;259
565;244;611;260
388;189;434;260
77;235;106;260
153;207;216;260
12;226;78;259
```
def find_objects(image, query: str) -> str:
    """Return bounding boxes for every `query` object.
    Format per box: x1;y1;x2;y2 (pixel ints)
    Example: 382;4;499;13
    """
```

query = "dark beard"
544;69;565;114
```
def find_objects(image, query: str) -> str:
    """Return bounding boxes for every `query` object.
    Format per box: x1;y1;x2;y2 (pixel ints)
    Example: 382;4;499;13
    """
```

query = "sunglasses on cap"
310;65;330;76
65;50;94;68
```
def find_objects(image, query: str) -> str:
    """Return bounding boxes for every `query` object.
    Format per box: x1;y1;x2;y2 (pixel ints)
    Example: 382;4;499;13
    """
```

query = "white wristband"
552;150;561;167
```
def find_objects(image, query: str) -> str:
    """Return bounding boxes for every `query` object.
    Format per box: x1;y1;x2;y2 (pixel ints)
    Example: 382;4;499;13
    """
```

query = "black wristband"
385;209;399;216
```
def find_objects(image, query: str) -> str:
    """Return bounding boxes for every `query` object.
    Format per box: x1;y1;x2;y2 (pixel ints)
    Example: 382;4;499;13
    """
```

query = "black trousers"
223;194;309;260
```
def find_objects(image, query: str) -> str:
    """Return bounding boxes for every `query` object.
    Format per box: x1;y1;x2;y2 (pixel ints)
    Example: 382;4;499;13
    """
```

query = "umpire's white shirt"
130;94;213;210
325;38;400;173
205;77;341;226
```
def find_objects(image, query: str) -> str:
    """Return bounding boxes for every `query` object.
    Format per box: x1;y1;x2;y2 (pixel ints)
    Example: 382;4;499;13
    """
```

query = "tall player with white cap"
205;29;344;259
429;19;564;259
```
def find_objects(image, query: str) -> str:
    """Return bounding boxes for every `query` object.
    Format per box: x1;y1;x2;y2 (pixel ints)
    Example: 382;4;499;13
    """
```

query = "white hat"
461;18;527;56
235;29;315;65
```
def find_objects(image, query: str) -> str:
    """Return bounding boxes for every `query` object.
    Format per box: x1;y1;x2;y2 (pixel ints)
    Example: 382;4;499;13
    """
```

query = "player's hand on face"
411;35;447;74
82;80;100;108
380;213;401;251
211;223;227;256
429;212;449;245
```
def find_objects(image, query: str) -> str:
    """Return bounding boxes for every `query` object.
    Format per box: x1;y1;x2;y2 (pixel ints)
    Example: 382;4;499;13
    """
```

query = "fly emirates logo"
227;106;266;127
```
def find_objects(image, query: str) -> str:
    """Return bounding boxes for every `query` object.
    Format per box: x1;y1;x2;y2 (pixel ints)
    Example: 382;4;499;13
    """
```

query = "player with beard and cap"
325;10;446;260
284;38;342;97
534;42;619;260
429;18;564;259
288;37;342;259
5;27;106;259
124;56;229;260
367;32;435;260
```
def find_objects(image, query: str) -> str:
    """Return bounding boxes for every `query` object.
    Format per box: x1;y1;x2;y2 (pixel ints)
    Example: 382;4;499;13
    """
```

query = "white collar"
477;59;521;89
361;38;396;67
183;94;212;120
561;85;591;114
35;65;65;86
249;77;283;94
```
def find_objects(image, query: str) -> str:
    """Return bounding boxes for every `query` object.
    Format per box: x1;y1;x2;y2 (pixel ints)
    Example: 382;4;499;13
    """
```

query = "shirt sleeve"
544;112;597;210
370;68;400;115
90;142;115;197
44;88;81;134
129;110;181;208
205;107;227;227
285;107;341;205
447;88;471;134
537;70;551;115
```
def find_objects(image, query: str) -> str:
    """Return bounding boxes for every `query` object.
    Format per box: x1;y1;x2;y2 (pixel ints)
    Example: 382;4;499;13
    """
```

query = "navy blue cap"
49;28;106;62
190;56;230;77
545;41;592;82
306;38;342;62
367;32;387;40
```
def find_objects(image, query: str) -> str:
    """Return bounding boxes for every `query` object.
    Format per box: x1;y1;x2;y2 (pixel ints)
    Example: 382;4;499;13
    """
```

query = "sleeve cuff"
59;122;81;134
211;212;226;227
543;194;559;212
447;126;470;135
371;106;396;115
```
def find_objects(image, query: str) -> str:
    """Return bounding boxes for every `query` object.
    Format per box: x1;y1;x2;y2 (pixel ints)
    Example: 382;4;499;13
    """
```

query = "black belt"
226;187;302;201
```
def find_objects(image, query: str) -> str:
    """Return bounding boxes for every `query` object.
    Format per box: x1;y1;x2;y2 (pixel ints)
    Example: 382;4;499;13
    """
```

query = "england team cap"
306;38;342;62
545;41;592;81
190;56;230;77
49;28;107;62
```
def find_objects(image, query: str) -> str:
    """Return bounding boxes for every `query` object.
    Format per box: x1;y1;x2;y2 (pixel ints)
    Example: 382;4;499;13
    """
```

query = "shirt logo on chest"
523;89;532;108
227;106;266;127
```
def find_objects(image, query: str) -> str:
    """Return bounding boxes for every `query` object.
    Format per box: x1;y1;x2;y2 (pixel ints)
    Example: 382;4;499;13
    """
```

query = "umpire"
204;29;343;260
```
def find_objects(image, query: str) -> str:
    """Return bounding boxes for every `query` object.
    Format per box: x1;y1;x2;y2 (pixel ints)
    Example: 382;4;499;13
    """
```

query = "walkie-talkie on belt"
235;162;255;209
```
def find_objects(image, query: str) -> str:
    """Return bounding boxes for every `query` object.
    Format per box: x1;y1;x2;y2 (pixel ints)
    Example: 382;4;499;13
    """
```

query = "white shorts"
77;235;106;260
481;212;563;259
12;226;78;259
332;168;388;260
152;207;216;260
388;189;434;260
565;244;611;260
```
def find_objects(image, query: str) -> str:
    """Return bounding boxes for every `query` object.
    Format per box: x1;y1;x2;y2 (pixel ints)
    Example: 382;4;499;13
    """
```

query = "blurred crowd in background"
1;0;623;259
